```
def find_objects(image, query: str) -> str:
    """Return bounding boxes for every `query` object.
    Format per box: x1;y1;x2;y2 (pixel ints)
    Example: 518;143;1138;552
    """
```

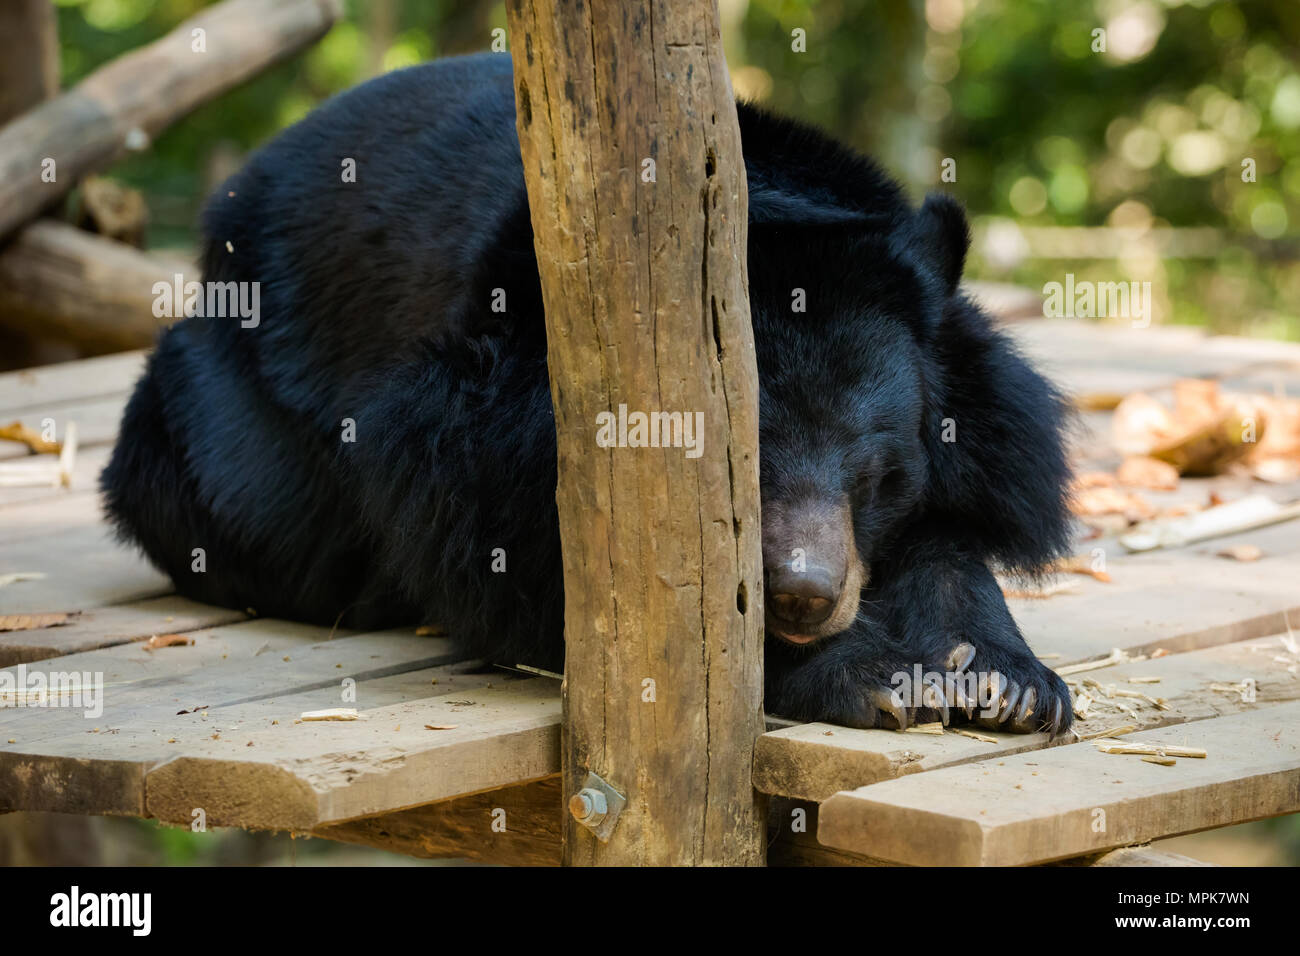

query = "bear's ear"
894;192;969;297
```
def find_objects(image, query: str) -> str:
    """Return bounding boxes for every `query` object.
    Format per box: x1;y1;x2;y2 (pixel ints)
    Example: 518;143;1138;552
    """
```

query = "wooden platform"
2;316;1299;865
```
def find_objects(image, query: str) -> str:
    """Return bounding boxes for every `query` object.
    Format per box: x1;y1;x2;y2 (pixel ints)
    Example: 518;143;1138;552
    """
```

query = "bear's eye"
875;466;906;501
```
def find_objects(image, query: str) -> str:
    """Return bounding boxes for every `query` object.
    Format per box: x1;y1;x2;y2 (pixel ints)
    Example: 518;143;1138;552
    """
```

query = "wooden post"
505;0;765;864
0;0;58;125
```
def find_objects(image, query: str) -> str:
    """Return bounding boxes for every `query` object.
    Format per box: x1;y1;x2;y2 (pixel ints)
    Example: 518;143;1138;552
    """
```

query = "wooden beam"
0;220;191;351
817;701;1300;866
317;776;564;866
0;0;58;125
505;1;764;864
0;0;343;242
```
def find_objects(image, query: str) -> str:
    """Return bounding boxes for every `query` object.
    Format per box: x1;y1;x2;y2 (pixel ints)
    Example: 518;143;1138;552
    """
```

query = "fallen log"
0;0;343;242
0;220;192;352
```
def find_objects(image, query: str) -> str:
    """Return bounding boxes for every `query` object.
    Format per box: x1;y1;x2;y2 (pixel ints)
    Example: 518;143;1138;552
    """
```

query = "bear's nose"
767;564;838;626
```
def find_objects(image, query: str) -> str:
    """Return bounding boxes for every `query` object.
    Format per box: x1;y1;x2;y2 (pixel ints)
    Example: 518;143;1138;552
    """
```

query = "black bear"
102;53;1074;734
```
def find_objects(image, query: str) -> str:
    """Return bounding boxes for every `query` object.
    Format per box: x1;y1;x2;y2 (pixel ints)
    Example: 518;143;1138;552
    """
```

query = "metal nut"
568;787;608;825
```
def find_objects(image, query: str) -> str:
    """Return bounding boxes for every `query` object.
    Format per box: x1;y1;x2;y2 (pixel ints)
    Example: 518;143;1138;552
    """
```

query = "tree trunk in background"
506;0;765;864
0;0;58;125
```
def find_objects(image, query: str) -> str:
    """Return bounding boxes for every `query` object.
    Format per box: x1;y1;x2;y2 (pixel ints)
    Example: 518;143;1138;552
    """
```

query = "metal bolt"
569;787;608;826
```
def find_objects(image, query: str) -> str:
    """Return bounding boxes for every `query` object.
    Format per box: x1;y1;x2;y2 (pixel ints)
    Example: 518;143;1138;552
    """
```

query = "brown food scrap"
1075;471;1117;489
424;724;459;730
1071;485;1154;521
1217;544;1263;562
1116;455;1179;491
143;633;194;649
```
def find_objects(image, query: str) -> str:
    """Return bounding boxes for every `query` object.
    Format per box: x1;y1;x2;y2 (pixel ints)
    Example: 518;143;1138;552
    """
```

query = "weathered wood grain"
317;776;563;866
755;634;1299;802
506;0;765;864
817;701;1300;866
0;220;191;351
0;594;247;666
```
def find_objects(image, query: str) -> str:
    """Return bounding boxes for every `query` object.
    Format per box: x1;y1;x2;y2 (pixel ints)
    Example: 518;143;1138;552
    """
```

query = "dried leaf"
0;612;72;632
1116;455;1179;491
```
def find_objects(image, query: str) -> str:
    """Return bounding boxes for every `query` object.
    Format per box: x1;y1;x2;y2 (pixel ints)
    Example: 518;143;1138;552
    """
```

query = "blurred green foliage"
54;0;1300;339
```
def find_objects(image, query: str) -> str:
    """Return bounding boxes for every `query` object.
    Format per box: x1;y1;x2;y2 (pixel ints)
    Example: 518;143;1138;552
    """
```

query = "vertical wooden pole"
0;0;59;125
506;0;765;864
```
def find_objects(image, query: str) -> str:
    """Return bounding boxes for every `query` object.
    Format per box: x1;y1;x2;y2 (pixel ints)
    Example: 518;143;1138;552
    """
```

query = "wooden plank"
0;351;143;414
1005;318;1300;399
0;521;170;613
316;776;562;866
817;701;1300;866
0;662;489;817
143;676;560;829
1062;845;1215;867
0;444;111;509
755;722;1054;804
0;626;481;816
755;633;1299;802
1;627;456;742
0;594;247;666
0;490;102;544
1015;517;1300;664
0;625;561;825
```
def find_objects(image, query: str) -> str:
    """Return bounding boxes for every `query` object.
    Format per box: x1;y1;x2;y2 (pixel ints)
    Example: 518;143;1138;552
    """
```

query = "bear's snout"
762;496;866;646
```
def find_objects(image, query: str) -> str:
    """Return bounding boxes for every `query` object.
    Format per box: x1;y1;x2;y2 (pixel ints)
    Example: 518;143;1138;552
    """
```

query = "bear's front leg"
764;611;934;730
873;522;1074;735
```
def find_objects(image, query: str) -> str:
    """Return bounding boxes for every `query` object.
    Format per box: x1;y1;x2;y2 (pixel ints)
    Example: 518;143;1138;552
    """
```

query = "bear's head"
748;193;969;646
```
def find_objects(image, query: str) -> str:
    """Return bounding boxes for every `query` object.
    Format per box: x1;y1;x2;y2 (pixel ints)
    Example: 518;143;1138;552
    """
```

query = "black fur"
102;53;1075;732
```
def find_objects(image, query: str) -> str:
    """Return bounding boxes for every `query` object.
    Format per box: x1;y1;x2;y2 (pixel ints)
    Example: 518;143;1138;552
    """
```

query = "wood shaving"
299;708;359;721
1094;741;1207;758
1056;648;1130;676
0;572;46;588
1077;723;1138;741
904;722;945;735
952;729;999;744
